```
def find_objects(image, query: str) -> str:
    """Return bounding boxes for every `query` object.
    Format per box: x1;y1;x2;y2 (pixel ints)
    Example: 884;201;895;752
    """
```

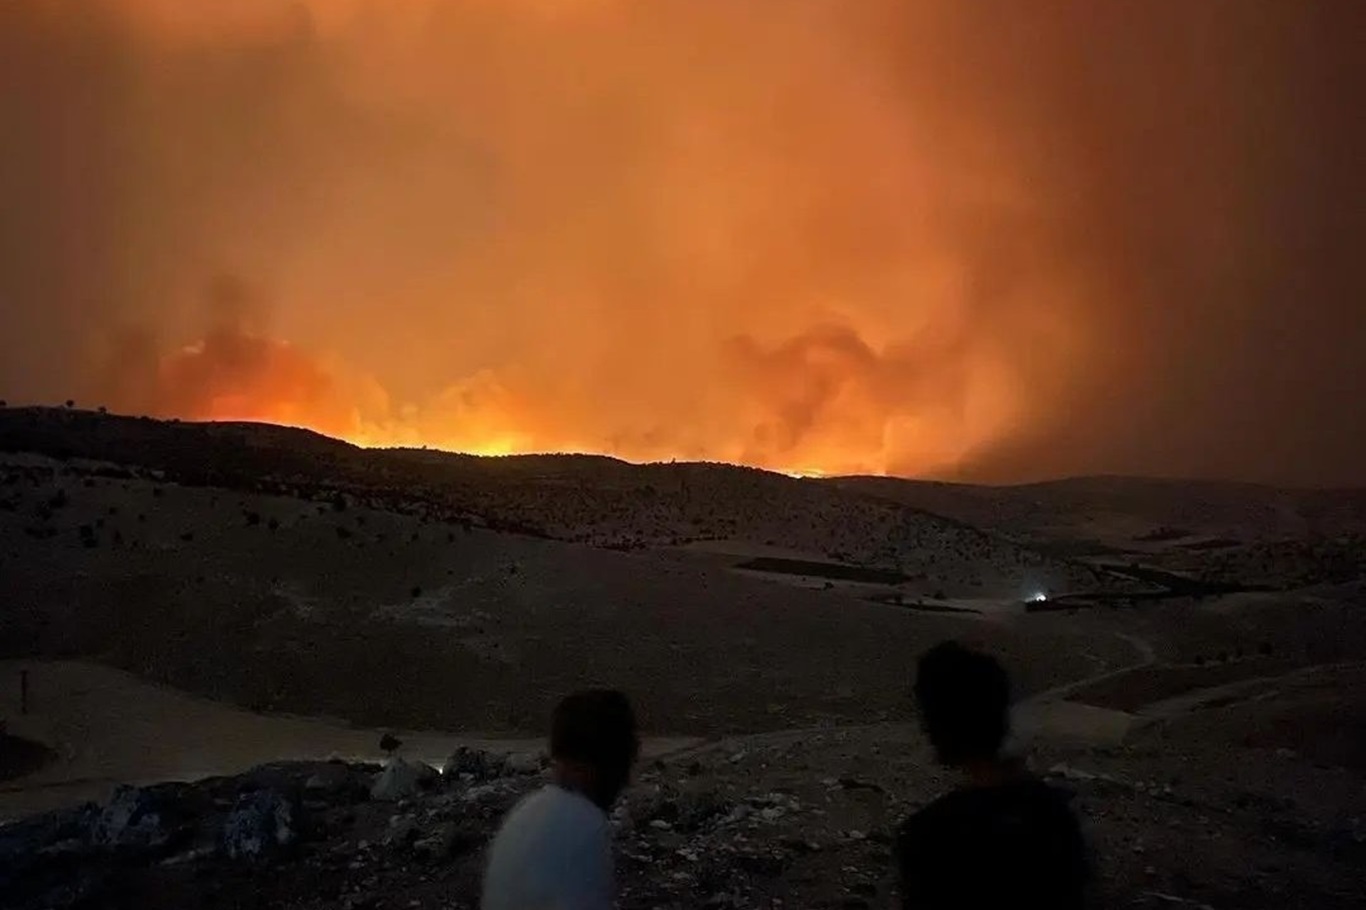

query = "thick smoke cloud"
1;1;1361;483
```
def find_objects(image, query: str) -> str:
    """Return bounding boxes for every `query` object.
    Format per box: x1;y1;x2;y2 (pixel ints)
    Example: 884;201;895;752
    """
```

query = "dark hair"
550;689;639;776
914;641;1011;765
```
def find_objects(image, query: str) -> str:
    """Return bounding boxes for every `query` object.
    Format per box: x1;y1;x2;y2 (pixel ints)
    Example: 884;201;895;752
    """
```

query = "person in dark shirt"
897;641;1088;909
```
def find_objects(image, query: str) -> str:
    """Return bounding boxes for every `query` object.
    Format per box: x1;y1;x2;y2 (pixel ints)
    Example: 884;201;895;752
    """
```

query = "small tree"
64;399;74;409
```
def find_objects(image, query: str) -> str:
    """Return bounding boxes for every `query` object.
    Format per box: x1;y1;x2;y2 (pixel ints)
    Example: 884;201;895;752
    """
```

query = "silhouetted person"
897;642;1087;909
482;689;639;910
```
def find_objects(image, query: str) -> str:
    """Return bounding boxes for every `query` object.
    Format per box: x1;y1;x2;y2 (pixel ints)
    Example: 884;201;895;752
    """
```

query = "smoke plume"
2;1;1361;482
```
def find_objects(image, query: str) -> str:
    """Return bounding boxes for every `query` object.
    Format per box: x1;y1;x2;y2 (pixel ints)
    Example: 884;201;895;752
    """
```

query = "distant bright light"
1027;591;1049;603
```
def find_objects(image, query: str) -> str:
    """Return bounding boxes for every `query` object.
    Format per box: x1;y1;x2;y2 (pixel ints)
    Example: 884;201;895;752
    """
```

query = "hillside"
0;408;1104;599
834;474;1366;590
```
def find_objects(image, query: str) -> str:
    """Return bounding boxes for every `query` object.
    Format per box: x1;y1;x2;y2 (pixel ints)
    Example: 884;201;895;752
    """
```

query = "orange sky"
2;1;1362;483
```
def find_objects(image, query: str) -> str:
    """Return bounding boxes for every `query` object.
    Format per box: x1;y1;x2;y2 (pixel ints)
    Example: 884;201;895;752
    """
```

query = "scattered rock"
412;821;484;860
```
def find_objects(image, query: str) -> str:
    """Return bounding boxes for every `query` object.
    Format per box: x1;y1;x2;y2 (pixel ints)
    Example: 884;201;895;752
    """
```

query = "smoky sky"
1;1;1362;485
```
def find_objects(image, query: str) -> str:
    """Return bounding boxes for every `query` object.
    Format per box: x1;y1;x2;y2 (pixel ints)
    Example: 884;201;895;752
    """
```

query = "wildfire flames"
5;1;1354;483
80;0;1081;478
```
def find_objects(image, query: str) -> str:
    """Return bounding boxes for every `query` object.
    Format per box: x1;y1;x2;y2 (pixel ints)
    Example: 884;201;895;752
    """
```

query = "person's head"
549;689;639;810
914;641;1011;767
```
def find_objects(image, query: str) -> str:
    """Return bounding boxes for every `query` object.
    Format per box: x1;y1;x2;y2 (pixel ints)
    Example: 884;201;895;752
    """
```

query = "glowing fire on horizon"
45;1;1114;481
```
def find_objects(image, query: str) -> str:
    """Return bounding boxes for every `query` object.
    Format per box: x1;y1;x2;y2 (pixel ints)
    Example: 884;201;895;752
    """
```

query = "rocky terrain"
5;711;1365;910
1;406;1364;908
0;407;1108;597
0;411;1150;736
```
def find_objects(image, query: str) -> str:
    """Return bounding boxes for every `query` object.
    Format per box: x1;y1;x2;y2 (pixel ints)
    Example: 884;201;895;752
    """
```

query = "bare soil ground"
0;451;1135;738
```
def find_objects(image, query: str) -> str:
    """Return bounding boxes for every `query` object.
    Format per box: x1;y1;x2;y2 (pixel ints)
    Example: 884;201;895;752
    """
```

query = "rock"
1048;763;1097;783
384;814;419;847
838;777;885;794
371;758;439;801
1;802;98;862
503;752;546;776
719;804;752;826
443;747;508;781
222;790;298;861
92;786;173;850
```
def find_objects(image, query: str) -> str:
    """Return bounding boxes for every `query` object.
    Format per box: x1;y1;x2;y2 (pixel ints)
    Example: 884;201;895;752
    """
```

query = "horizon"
4;401;1360;494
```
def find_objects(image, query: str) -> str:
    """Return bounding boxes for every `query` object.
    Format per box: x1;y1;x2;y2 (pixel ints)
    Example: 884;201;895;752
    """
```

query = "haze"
2;1;1361;483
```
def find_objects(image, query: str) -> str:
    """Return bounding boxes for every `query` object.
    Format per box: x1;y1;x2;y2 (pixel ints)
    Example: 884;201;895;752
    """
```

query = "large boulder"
503;752;548;777
222;790;298;861
443;747;507;781
91;786;173;850
443;747;547;781
370;757;439;801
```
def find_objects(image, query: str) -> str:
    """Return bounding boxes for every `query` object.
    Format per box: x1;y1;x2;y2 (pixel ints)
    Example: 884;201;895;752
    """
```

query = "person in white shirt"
482;689;640;910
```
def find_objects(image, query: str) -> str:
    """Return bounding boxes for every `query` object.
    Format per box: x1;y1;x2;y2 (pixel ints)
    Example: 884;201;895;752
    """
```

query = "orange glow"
64;1;1098;478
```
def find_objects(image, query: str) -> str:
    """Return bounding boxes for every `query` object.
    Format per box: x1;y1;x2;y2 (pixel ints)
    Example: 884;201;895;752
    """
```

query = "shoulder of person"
896;790;961;847
536;785;611;833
